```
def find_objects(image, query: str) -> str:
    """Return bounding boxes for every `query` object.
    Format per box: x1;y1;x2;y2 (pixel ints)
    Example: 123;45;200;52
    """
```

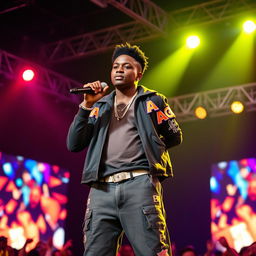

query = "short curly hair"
112;42;148;74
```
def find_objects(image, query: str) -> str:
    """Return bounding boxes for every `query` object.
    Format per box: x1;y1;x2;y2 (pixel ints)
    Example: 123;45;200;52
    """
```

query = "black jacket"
67;85;182;184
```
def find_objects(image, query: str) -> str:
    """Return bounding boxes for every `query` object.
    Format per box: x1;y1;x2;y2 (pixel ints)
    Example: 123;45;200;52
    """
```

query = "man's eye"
125;66;132;69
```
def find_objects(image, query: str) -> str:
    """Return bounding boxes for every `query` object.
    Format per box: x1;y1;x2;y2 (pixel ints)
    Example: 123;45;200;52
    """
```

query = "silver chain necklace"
114;91;137;120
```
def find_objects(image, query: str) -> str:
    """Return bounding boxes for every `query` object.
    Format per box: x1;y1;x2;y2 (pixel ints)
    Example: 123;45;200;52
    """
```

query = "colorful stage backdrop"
0;152;70;251
211;158;256;252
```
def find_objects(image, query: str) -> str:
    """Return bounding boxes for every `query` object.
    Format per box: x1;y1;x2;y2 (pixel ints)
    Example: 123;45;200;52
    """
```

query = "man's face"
111;54;142;88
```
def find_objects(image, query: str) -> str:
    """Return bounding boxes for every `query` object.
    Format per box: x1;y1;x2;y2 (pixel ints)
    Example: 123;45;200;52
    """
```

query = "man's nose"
116;66;124;72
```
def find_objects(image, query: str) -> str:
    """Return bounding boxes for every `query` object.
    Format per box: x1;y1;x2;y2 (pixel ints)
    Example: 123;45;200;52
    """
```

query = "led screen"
211;158;256;252
0;152;70;251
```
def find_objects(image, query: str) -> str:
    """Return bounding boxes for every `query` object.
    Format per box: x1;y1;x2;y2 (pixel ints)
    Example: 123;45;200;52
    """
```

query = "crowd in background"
0;236;72;256
0;235;255;256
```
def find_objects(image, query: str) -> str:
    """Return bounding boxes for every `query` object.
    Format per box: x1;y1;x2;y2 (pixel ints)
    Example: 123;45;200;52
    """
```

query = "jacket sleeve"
66;108;94;152
153;95;183;149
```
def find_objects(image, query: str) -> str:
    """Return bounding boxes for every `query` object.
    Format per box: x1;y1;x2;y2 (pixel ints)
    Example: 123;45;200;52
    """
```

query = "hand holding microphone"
72;81;109;108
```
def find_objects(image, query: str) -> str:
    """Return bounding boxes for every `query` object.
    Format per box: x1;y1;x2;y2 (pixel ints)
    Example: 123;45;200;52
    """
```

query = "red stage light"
22;69;35;82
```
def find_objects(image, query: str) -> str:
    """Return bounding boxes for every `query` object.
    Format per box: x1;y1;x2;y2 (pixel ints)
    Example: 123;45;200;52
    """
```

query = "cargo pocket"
142;205;168;252
83;208;92;246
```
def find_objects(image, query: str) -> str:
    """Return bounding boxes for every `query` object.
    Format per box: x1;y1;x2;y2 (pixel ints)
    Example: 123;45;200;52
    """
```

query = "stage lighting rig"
230;101;244;114
186;35;200;49
22;69;35;82
243;20;256;34
194;106;207;119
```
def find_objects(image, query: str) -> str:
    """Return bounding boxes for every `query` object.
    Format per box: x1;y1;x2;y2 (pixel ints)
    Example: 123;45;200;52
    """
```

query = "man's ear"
136;72;143;81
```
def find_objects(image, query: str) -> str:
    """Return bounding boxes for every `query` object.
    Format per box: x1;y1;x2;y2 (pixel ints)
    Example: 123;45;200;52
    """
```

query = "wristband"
79;103;93;111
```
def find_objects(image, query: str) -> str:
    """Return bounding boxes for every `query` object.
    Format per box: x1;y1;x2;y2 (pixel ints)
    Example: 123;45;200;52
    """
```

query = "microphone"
69;82;108;94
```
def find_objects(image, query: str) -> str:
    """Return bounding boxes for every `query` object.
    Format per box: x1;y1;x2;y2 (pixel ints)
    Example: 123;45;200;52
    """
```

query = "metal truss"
0;49;82;104
0;0;31;15
40;21;160;63
41;0;256;63
1;50;255;120
105;0;168;34
169;0;256;29
168;83;256;123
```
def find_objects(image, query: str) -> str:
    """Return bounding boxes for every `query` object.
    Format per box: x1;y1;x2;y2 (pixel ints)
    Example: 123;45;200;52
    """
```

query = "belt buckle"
113;172;127;183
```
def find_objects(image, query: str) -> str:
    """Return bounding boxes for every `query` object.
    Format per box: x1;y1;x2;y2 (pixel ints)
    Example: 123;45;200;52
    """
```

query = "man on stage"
67;43;182;256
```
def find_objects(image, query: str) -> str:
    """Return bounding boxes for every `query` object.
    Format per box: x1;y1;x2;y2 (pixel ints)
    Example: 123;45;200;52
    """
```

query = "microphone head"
100;82;108;89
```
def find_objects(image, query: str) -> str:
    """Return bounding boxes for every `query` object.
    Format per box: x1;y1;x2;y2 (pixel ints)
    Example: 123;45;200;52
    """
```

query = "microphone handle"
70;82;108;94
69;88;95;94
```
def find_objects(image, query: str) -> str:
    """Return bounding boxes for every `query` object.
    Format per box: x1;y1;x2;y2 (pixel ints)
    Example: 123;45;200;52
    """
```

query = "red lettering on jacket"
157;111;169;124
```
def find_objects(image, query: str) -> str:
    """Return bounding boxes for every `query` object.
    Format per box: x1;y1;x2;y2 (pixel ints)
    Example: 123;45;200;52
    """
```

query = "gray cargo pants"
83;174;171;256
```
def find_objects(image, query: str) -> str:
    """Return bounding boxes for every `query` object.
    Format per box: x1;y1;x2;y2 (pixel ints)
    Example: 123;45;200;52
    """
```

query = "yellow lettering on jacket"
89;107;99;118
146;100;159;113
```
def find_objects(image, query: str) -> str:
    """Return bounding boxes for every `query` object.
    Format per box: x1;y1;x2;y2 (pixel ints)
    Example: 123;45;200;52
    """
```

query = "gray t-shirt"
100;98;149;177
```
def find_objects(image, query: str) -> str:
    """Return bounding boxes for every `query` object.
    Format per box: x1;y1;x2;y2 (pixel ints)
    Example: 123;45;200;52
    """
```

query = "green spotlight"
186;35;200;48
200;29;255;91
143;46;194;95
243;20;256;34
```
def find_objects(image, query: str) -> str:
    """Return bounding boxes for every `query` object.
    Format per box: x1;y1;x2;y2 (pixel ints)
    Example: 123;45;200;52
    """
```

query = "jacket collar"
98;85;156;104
